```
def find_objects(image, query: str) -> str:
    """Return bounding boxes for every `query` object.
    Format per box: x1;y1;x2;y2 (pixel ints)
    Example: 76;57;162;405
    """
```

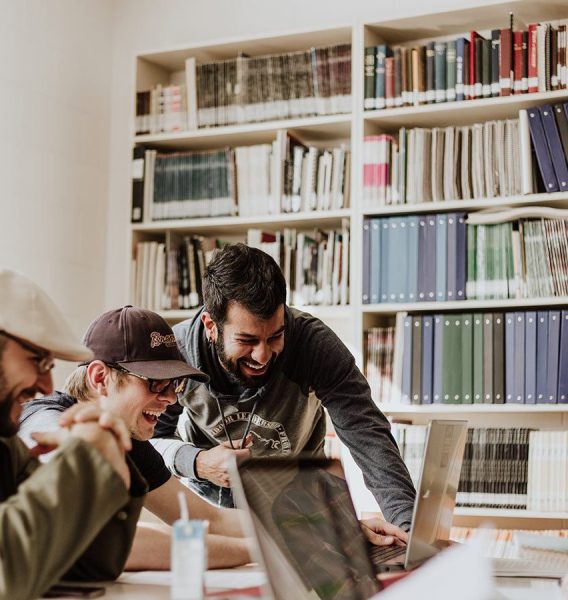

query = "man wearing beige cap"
0;269;147;599
20;305;251;570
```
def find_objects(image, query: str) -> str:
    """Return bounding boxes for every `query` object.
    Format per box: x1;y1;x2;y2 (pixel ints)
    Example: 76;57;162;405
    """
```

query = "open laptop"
230;419;468;600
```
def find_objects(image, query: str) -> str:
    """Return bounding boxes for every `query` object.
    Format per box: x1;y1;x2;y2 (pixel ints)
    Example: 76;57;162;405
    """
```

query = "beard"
214;334;273;388
0;365;19;437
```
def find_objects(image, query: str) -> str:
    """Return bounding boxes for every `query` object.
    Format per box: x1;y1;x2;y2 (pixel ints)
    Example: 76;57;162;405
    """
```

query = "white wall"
0;0;114;385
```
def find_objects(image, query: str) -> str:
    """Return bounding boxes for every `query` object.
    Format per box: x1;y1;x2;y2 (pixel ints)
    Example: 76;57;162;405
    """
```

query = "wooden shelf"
378;403;568;414
362;192;568;216
134;114;352;151
132;209;351;236
454;508;568;519
364;90;568;130
363;296;568;315
159;304;352;323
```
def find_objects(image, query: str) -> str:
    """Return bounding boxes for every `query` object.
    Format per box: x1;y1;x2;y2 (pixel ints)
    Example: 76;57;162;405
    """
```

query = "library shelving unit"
129;0;568;527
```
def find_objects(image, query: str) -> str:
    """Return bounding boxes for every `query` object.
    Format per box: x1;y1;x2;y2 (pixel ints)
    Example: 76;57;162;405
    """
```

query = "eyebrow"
234;326;285;340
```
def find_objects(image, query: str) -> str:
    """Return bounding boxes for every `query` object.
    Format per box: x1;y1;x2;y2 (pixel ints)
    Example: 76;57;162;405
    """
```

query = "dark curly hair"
203;243;287;325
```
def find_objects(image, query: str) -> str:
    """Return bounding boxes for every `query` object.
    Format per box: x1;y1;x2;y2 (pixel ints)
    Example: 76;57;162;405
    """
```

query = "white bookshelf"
129;0;568;526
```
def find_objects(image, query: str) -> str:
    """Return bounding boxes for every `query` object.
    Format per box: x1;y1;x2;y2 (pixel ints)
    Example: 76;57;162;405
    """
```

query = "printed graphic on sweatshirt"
210;411;291;455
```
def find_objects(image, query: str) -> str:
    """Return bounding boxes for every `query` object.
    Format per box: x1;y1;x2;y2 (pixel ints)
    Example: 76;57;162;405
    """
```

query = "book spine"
363;47;376;110
527;107;560;192
434;41;447;103
446;40;457;102
499;28;512;96
528;23;538;93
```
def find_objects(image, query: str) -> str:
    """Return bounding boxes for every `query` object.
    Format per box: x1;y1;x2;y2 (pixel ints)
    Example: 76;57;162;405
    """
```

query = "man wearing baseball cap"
20;305;251;570
0;269;147;599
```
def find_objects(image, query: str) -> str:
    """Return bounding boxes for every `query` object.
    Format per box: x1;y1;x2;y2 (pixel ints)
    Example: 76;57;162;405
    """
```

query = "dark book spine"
481;38;491;98
434;41;447;103
492;313;505;403
131;146;145;223
513;30;523;94
499;28;512;96
426;41;436;104
364;46;376;110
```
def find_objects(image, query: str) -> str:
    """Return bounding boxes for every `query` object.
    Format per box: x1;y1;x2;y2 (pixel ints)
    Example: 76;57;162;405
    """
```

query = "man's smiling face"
206;302;285;388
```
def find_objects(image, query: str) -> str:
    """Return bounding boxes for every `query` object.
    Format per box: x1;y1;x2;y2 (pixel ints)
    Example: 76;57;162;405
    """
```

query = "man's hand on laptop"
360;518;408;547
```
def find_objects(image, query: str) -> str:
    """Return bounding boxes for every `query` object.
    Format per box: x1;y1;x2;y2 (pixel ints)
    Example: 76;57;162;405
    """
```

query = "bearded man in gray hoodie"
153;243;416;541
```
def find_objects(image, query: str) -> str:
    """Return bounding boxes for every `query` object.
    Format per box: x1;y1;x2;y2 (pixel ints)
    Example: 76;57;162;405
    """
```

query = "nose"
252;341;271;365
157;386;177;405
36;371;54;396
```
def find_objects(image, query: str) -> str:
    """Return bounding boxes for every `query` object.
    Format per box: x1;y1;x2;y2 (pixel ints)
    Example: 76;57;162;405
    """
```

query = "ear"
86;360;110;396
201;311;218;343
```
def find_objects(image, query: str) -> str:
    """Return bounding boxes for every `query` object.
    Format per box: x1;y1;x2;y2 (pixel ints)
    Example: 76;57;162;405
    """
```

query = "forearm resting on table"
125;522;251;570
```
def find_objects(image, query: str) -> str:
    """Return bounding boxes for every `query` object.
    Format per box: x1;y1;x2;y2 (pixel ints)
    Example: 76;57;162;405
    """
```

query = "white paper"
373;535;493;600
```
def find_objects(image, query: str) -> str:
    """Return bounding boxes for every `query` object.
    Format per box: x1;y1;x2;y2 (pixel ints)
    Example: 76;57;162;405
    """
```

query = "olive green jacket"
0;435;147;600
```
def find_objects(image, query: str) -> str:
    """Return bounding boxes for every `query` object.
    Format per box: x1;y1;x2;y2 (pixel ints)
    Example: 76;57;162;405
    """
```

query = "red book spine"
499;28;512;96
528;23;539;93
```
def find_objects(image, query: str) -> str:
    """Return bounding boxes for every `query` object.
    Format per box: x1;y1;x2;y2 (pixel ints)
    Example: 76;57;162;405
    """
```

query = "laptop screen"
234;458;381;600
405;420;468;569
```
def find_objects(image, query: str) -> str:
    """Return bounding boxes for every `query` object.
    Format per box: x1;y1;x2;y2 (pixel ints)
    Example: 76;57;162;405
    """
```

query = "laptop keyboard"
369;544;406;565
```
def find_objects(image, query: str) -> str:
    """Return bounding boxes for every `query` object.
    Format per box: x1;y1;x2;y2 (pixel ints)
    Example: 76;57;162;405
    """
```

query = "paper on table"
373;534;493;600
118;568;266;591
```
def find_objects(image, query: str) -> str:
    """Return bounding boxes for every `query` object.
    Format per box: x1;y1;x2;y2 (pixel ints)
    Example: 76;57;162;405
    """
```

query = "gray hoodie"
153;306;415;529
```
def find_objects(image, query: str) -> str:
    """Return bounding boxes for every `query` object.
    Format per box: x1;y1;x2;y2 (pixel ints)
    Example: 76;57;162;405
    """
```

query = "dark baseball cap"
81;305;208;382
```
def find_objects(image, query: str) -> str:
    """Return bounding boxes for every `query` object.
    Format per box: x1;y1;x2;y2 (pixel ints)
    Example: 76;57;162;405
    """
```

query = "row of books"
394;425;568;511
135;84;187;136
131;224;350;311
362;117;524;207
131;236;220;311
362;212;467;304
135;43;351;134
246;223;350;307
364;20;567;110
393;425;531;509
362;208;568;305
131;135;350;222
466;210;568;300
394;309;568;406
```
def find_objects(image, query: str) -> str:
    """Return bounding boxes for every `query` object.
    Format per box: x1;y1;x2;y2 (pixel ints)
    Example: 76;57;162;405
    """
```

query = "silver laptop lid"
405;419;468;569
231;457;381;600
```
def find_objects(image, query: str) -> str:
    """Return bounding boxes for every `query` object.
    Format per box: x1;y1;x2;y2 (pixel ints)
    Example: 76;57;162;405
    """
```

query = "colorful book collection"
393;309;568;406
362;118;523;207
467;210;568;301
393;425;530;508
135;43;351;134
364;20;568;110
131;135;350;223
363;209;568;305
135;83;187;135
362;212;467;304
132;222;349;311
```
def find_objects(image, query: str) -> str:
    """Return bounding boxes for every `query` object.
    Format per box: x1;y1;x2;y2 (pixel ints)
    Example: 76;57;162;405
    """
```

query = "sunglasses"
108;364;188;395
0;331;55;374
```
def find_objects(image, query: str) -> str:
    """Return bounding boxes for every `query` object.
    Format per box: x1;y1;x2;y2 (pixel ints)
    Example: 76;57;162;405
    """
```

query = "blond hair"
63;365;129;402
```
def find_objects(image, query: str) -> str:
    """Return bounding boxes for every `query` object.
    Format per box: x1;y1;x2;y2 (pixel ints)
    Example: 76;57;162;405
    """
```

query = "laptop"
230;419;468;600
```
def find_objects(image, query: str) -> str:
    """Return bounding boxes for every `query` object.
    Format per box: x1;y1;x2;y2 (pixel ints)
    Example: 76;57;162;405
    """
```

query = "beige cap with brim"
0;269;93;362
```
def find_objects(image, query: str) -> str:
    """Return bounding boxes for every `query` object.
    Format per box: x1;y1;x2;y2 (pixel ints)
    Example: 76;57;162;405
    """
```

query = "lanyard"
214;395;260;450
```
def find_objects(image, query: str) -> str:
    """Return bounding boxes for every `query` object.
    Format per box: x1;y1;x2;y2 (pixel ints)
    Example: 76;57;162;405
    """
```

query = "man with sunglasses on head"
0;269;147;600
20;305;250;570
